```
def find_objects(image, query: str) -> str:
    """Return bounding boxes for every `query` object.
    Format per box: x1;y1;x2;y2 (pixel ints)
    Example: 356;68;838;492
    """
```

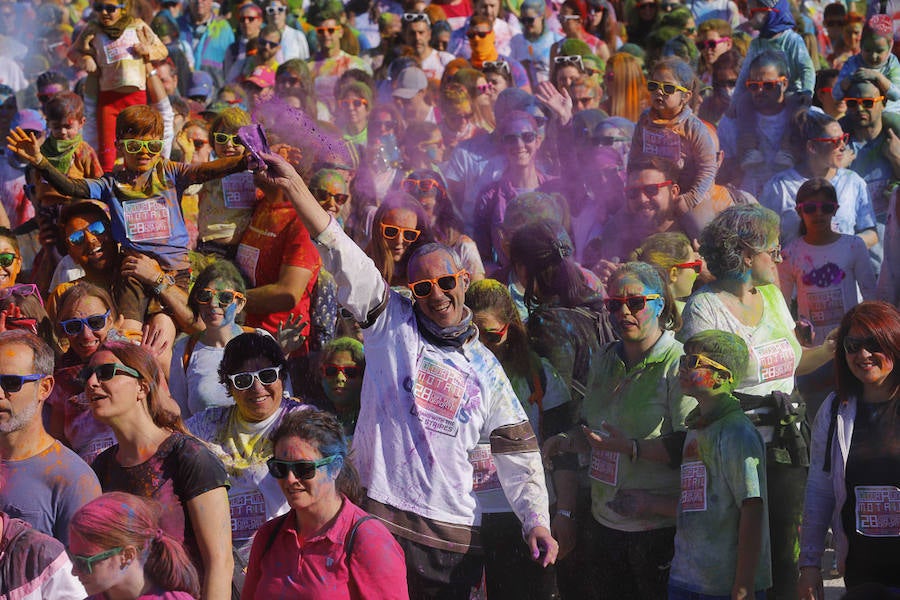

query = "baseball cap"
244;65;276;89
12;109;46;133
392;67;427;99
187;70;215;102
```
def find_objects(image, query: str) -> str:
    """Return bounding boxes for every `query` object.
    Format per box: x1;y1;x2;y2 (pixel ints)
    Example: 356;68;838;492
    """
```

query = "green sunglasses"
0;252;17;268
69;547;123;574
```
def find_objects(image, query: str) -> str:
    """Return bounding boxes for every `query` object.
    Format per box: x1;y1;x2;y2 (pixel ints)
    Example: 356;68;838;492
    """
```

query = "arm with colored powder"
7;129;94;199
174;154;248;187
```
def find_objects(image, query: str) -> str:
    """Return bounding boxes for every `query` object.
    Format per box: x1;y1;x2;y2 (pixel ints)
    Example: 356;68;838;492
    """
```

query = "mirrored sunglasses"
0;252;18;268
195;288;244;306
67;220;107;246
122;139;163;154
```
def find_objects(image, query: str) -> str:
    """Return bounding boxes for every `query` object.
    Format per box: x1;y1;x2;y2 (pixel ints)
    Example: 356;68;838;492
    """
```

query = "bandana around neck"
41;136;82;174
414;303;477;349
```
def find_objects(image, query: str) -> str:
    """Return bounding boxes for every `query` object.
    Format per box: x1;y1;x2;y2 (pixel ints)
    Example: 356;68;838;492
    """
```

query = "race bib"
412;355;467;436
589;449;619;485
469;445;501;492
222;172;257;209
807;288;845;326
753;338;794;383
230;490;268;542
641;128;682;164
855;485;900;537
680;461;707;512
123;197;172;243
103;28;139;63
235;244;260;287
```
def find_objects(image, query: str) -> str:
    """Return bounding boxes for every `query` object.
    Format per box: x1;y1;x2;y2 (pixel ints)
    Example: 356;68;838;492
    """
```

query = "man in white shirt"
402;12;455;81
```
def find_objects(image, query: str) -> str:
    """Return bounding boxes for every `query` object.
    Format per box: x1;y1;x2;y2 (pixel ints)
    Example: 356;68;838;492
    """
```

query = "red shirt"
242;498;409;600
236;198;321;348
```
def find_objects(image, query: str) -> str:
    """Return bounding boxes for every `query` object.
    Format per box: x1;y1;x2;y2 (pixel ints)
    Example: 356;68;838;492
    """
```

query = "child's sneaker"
741;149;765;170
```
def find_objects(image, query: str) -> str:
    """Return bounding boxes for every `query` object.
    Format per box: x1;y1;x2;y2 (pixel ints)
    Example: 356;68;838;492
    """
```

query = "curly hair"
699;205;780;280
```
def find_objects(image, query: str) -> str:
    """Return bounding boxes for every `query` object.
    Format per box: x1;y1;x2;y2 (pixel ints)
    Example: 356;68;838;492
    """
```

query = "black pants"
587;521;675;600
394;536;484;600
766;463;806;600
481;512;559;600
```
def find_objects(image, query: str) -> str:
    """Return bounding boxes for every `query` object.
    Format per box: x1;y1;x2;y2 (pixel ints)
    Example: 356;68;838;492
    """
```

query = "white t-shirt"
420;49;456;82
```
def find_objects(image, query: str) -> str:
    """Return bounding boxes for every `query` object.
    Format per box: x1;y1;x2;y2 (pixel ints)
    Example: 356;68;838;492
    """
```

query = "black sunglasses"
799;201;838;215
267;455;339;480
93;3;124;13
408;269;466;299
313;188;350;206
60;310;110;336
843;335;882;355
77;362;141;385
0;373;45;393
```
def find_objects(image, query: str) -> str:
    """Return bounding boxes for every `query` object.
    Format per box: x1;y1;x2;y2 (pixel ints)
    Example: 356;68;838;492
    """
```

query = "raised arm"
7;128;92;198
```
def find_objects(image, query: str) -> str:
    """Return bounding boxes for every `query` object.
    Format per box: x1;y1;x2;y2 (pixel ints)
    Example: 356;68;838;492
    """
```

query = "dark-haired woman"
242;410;408;599
84;342;233;600
798;302;900;598
187;332;308;553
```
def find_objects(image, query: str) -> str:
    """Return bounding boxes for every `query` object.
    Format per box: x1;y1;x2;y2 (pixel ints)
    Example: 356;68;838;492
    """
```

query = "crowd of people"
0;0;897;599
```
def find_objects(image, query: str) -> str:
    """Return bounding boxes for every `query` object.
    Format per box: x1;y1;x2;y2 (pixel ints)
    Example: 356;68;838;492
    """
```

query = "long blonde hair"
603;52;648;123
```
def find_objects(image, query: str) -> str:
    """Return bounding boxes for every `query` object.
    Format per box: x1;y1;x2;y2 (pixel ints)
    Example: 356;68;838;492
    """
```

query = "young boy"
7;104;247;333
669;330;772;599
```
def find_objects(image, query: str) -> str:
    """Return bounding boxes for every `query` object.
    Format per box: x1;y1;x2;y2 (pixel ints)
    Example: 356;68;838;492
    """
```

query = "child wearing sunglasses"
778;178;876;345
318;337;365;438
632;231;701;315
832;14;900;114
66;0;168;171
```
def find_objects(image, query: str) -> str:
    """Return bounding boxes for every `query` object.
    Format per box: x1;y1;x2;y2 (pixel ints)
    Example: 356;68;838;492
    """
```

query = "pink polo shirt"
242;497;409;600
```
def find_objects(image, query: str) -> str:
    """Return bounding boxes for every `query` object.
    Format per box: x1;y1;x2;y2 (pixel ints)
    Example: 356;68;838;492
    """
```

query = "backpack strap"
261;512;292;558
344;515;376;563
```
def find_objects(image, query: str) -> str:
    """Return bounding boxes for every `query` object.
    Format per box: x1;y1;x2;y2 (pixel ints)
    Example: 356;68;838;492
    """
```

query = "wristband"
556;509;573;519
148;68;158;77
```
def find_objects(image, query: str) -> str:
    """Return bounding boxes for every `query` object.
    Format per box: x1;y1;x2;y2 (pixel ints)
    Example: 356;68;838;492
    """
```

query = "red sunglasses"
674;259;702;273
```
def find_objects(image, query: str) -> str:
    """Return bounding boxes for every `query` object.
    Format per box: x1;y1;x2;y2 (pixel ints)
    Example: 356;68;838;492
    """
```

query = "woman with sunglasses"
68;492;200;599
309;167;353;229
0;227;21;289
335;80;373;153
798;301;900;599
186;332;306;554
242;409;408;599
554;0;609;61
680;204;837;599
85;341;232;600
275;59;322;118
759;109;877;251
632;231;701;315
365;193;433;288
319;337;365;439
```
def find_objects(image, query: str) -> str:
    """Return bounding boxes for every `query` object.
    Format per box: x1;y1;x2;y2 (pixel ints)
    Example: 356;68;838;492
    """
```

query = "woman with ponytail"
69;492;200;599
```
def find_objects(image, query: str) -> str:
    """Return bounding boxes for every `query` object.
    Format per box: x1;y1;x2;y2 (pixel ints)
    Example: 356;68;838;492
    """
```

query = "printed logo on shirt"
412;355;467;436
854;485;900;537
641;128;682;165
589;448;619;485
235;243;260;287
469;445;501;492
807;288;845;326
230;490;268;542
680;461;708;512
103;28;140;63
752;338;795;383
222;172;257;209
122;197;172;242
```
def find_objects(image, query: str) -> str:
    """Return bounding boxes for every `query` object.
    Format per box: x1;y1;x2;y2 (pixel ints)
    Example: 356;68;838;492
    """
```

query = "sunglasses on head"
313;188;350;206
481;322;510;344
554;55;584;70
843;335;882;354
316;26;339;35
0;373;45;394
408;269;466;299
258;39;280;49
625;180;672;199
67;220;107;246
679;353;734;382
0;253;17;268
845;96;884;109
78;362;141;385
228;366;281;390
467;29;491;38
647;80;689;95
265;5;287;14
798;201;838;215
93;3;124;13
60;310;110;336
267;455;339;480
69;547;124;575
122;139;164;154
745;77;786;92
213;132;242;145
674;259;702;273
604;293;661;313
338;98;368;109
403;12;430;24
380;223;421;243
483;60;511;75
322;364;361;378
698;37;729;50
502;131;537;145
402;178;443;195
195;288;244;306
811;133;848;148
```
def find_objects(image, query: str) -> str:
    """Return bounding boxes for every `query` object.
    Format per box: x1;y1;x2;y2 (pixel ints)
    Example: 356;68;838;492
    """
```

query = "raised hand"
6;128;43;166
276;313;308;355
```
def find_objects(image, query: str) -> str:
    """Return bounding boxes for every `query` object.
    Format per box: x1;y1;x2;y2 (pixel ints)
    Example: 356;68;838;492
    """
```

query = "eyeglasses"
60;310;110;336
402;178;443;195
403;12;430;24
745;77;786;92
240;15;261;22
93;3;124;13
481;322;510;344
380;223;421;243
408;269;467;298
502;131;537;145
483;60;511;75
316;26;339;35
265;5;287;14
625;180;672;199
674;259;702;273
811;133;848;148
195;288;245;306
322;364;361;378
603;293;661;313
554;55;584;71
698;37;730;50
679;353;734;383
213;132;242;145
67;220;107;246
338;97;368;109
519;16;536;25
258;39;280;49
78;362;141;385
228;365;282;390
0;253;17;268
843;335;882;355
69;547;124;575
0;283;44;307
845;96;885;110
267;455;339;480
467;30;491;39
0;373;46;394
798;201;838;215
122;139;164;154
371;120;397;130
312;188;350;205
647;80;689;95
743;242;781;261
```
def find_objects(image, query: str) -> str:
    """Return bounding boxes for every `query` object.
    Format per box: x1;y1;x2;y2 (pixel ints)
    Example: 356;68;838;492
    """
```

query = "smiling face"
808;121;846;170
321;350;362;408
501;118;539;167
382;208;419;263
274;435;338;512
65;214;116;275
96;3;124;27
118;134;163;173
606;275;663;345
0;237;20;288
317;18;343;53
313;172;351;220
60;295;113;361
407;248;469;328
844;325;895;393
625;168;676;228
198;279;245;330
0;342;50;434
228;356;283;422
67;530;128;596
